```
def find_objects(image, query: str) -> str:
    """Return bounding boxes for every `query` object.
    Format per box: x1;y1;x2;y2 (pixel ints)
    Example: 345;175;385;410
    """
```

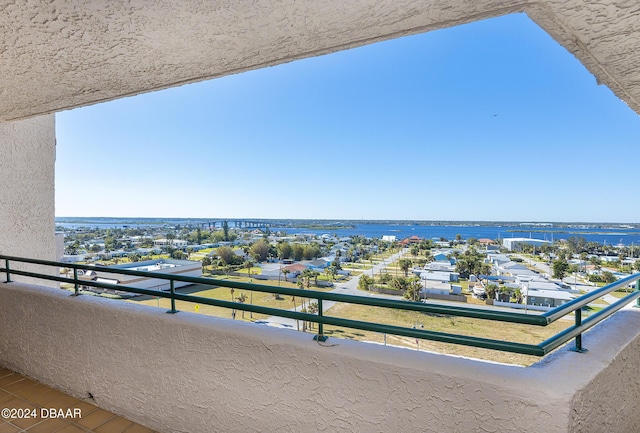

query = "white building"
502;238;551;252
81;259;202;291
153;239;189;248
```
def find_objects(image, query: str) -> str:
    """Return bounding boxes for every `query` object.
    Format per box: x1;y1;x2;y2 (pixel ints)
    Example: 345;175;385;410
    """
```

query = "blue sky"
55;13;640;223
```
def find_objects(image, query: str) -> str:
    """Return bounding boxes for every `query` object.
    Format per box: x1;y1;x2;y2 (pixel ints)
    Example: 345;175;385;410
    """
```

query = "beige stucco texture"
1;1;640;122
1;281;640;433
0;116;56;266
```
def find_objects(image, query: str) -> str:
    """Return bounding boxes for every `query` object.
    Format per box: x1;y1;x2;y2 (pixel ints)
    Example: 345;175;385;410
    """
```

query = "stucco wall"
567;310;640;433
2;2;640;121
0;116;57;285
2;282;640;432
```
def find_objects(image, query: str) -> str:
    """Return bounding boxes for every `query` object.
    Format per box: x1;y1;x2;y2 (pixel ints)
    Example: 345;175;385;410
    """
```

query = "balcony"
1;367;157;433
3;1;640;432
1;257;640;432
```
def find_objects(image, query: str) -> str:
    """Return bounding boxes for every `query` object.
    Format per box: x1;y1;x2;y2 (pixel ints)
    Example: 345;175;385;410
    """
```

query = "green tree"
277;242;293;260
282;268;290;282
358;274;373;291
292;244;304;261
222;221;230;241
216;246;236;265
303;244;321;260
326;264;338;281
301;268;314;288
552;259;569;279
378;272;392;284
250;239;270;262
454;247;490;278
425;251;434;263
403;277;422;301
567;236;588;254
602;271;617;284
391;276;409;292
309;270;320;286
307;302;319;330
244;260;254;278
236;293;248;319
104;235;119;252
171;250;186;260
398;259;412;277
485;284;498;301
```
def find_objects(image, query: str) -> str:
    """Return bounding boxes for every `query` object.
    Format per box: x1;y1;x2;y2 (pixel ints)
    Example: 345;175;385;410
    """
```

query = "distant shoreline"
55;217;639;230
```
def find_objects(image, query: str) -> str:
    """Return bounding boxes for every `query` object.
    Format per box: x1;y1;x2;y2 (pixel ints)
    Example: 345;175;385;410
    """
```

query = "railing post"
572;308;587;353
313;298;328;342
73;268;79;296
636;280;640;308
4;259;11;283
167;280;178;314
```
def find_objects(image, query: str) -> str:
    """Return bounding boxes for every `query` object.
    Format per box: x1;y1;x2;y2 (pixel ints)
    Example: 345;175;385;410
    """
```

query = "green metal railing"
2;254;639;356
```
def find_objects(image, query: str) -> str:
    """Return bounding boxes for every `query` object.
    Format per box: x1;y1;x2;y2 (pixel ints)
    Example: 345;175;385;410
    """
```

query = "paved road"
257;249;408;329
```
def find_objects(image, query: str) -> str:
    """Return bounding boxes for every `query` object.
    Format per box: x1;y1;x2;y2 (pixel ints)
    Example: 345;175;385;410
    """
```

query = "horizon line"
54;216;639;225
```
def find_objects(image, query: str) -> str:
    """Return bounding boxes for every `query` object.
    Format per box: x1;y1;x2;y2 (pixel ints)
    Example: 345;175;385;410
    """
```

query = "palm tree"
244;260;253;279
236;293;248;319
399;259;412;277
282;268;290;282
310;270;320;286
291;295;299;331
296;277;307;315
579;252;588;272
307;302;318;330
230;288;235;319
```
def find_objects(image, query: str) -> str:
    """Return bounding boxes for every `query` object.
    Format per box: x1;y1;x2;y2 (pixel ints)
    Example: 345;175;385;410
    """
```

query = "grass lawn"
125;271;571;366
609;289;637;299
342;263;372;270
128;278;333;321
235;267;263;277
320;302;571;366
129;284;294;321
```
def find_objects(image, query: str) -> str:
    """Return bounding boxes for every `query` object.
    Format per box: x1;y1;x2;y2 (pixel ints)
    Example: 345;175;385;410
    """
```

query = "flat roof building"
502;237;551;252
82;259;202;292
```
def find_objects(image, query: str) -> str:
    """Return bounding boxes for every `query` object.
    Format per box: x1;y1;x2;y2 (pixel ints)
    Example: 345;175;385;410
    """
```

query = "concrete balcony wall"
0;115;57;286
1;281;639;433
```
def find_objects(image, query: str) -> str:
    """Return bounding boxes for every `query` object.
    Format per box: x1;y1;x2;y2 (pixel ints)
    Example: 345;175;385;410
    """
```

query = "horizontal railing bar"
542;273;640;323
0;255;548;326
316;315;545;356
3;267;543;355
5;269;182;299
3;254;640;358
539;289;640;354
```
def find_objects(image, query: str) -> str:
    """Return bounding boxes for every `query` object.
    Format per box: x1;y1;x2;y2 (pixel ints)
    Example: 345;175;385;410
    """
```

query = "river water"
55;218;640;246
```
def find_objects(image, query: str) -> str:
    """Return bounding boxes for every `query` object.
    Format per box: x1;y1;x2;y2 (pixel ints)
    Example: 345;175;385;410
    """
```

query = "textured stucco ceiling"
1;0;639;121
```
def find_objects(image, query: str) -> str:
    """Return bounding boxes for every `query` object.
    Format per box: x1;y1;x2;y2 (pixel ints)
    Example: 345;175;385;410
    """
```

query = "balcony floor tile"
0;369;159;433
